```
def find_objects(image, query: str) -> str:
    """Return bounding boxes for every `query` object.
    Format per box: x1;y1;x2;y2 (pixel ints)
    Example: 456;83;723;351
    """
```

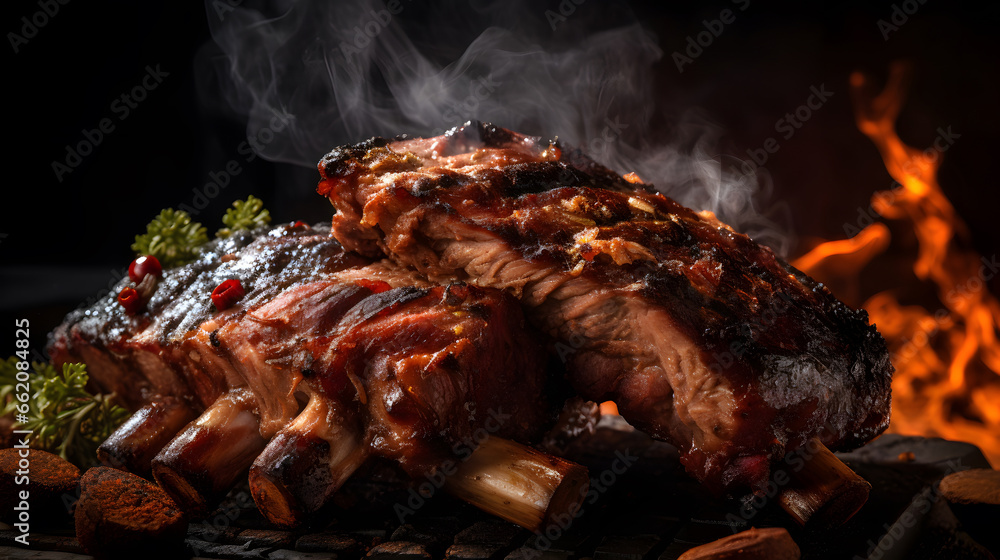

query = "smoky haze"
199;0;791;255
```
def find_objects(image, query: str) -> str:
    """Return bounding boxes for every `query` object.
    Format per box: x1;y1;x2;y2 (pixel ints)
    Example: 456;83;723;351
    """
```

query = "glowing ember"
599;400;620;416
792;62;1000;466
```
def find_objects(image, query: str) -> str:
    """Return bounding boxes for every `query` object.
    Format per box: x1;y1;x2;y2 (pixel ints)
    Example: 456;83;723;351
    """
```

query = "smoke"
199;0;791;255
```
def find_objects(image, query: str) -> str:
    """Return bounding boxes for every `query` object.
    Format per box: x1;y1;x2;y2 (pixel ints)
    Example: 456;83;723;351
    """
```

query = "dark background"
2;0;998;351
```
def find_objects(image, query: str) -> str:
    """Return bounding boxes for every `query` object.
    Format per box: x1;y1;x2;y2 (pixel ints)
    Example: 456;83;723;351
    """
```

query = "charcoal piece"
671;521;742;546
238;528;296;548
657;542;696;560
0;547;93;560
453;521;526;547
837;434;992;472
187;519;242;543
16;533;85;554
593;534;662;560
524;527;596;553
446;543;509;560
506;547;574;560
296;532;359;554
351;528;389;547
367;540;432;559
270;550;346;560
391;517;466;549
195;542;275;560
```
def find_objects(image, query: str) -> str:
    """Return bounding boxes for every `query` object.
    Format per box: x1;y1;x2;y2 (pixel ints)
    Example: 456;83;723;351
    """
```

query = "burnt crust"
317;121;894;493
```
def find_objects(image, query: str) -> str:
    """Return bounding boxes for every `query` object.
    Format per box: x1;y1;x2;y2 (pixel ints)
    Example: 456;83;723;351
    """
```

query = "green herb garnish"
131;208;209;268
216;195;271;238
1;358;129;468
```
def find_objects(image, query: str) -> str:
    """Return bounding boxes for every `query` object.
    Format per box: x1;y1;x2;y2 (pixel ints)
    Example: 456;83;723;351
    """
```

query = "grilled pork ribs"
46;120;892;525
318;121;893;494
48;222;552;522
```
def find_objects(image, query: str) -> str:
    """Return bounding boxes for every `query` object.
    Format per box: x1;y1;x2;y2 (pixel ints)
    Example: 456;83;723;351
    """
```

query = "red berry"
211;279;246;310
287;220;310;233
118;287;143;314
129;256;163;283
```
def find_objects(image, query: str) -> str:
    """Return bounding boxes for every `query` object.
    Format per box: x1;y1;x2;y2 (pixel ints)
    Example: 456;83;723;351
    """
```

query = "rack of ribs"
48;222;588;530
317;121;893;504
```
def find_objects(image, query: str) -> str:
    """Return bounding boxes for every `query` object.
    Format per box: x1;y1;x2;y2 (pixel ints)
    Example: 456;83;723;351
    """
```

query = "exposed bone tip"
778;438;870;528
248;468;302;528
150;388;267;517
540;461;589;529
444;437;590;532
248;395;367;528
98;397;199;478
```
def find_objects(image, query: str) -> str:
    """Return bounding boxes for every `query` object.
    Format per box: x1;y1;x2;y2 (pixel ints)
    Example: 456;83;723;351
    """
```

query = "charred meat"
48;223;554;523
317;121;893;494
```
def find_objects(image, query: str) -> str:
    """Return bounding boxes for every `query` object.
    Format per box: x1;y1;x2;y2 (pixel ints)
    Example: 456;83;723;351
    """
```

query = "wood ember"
74;466;187;558
0;448;80;522
676;527;800;560
938;468;1000;555
939;468;1000;505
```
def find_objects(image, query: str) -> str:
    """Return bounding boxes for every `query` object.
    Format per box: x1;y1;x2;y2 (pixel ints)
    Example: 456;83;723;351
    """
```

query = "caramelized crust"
318;121;893;493
48;222;548;477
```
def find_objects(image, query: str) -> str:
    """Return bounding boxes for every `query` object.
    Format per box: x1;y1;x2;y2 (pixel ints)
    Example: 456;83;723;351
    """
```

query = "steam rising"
200;0;791;254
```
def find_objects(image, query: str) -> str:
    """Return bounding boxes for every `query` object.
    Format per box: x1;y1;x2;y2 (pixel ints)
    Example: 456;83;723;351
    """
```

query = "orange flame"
793;63;1000;466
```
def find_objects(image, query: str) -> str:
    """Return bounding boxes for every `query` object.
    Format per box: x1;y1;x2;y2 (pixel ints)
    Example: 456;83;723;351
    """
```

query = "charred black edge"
320;136;391;178
782;259;895;449
322;122;893;463
45;222;345;409
344;286;429;325
451;120;522;148
319;120;637;196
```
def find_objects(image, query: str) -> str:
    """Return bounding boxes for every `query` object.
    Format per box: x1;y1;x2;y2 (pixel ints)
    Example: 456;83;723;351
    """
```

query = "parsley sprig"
1;358;129;468
131;208;209;267
131;196;273;268
216;195;271;238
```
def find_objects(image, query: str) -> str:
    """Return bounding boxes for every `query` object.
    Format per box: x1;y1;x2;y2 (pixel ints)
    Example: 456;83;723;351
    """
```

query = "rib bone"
249;392;369;527
98;397;198;478
444;437;589;532
151;388;267;516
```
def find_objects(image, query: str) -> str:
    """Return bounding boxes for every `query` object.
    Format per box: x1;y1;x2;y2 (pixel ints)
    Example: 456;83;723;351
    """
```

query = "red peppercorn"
129;256;163;283
211;279;245;310
118;287;143;314
287;220;309;233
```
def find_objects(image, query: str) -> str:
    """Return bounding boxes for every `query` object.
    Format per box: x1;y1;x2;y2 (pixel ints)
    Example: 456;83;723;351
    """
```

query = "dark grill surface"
1;427;996;560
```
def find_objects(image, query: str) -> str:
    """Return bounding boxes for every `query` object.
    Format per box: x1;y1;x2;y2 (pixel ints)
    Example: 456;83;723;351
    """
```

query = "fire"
793;63;1000;466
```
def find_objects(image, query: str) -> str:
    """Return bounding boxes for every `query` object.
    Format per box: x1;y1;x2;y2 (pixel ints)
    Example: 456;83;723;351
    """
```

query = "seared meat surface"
318;121;893;493
49;223;369;410
48;222;548;478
